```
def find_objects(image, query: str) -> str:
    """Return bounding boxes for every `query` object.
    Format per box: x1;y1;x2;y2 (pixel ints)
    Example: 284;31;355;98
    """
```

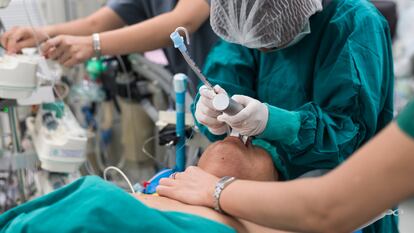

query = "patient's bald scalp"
198;137;278;181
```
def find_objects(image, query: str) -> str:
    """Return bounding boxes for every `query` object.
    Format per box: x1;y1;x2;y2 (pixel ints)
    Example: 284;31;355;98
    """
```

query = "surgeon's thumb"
231;95;251;107
213;85;227;95
217;113;230;124
199;85;216;100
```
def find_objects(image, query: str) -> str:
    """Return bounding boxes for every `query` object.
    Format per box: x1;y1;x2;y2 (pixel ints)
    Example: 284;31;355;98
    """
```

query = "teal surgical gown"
191;0;397;232
0;176;235;233
397;99;414;138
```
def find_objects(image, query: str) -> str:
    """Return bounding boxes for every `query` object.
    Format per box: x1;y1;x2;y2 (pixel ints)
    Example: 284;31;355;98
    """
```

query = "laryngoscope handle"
212;93;244;116
226;98;244;116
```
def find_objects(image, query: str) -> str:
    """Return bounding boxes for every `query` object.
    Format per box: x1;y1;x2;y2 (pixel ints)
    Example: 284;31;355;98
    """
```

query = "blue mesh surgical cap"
210;0;323;49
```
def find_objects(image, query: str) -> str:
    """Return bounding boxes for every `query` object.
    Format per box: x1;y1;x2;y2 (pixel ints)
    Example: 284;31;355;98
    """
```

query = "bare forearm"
100;13;177;55
44;7;124;37
135;194;290;233
220;179;324;232
320;123;414;232
99;0;209;55
220;123;414;233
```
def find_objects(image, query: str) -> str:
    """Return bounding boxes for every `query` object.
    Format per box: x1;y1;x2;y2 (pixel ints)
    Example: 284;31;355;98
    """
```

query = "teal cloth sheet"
397;100;414;139
0;176;235;233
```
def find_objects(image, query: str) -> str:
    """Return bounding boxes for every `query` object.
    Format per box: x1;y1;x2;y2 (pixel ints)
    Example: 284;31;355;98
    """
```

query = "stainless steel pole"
8;106;27;202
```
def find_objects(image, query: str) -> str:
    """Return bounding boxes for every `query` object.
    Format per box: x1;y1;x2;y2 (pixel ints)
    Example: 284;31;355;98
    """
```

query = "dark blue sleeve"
106;0;148;25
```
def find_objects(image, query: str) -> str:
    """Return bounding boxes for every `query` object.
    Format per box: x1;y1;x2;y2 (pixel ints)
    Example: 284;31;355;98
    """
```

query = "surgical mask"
261;21;311;52
275;21;311;49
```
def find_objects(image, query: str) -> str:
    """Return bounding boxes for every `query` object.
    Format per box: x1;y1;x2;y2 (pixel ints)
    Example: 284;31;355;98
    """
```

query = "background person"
0;0;217;86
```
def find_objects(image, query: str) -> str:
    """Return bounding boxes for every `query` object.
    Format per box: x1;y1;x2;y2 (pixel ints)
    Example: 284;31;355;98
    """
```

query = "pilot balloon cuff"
213;176;236;213
258;104;301;145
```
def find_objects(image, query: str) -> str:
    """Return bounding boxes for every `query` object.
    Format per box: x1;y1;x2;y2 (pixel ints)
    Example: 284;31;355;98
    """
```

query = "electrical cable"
142;126;195;168
103;126;195;194
83;159;97;176
93;56;127;172
95;56;129;172
23;0;63;102
115;55;130;169
103;166;135;194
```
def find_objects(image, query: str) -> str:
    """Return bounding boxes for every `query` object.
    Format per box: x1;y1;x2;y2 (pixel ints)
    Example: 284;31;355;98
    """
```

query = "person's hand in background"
41;35;94;67
0;26;49;53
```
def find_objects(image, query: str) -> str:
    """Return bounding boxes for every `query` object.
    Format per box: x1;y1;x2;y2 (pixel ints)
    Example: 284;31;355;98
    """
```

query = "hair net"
210;0;323;49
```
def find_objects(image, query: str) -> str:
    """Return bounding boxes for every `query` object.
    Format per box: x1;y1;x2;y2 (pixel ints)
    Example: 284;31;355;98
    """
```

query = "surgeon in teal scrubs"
192;0;396;232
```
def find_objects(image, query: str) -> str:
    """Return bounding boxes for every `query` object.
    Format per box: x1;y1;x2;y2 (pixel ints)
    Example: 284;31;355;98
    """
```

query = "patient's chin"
198;137;277;181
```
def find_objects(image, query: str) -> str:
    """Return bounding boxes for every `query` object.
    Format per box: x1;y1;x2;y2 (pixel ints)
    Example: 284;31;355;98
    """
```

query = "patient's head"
198;137;278;181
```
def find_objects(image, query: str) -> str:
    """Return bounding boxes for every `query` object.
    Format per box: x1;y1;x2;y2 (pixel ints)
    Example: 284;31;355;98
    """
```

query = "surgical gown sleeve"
259;11;394;179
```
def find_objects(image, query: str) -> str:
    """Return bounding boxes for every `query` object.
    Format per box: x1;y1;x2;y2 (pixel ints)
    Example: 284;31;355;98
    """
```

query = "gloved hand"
218;95;268;136
195;85;228;135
